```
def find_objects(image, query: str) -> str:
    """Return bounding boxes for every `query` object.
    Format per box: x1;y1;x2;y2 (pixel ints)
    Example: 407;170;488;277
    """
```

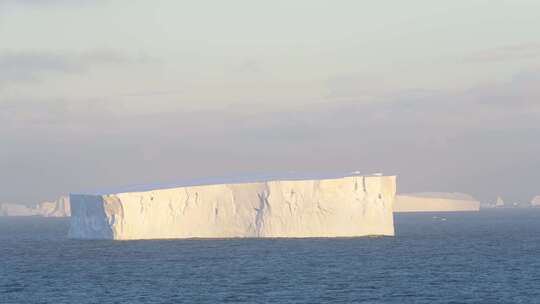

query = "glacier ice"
394;192;480;213
69;175;396;240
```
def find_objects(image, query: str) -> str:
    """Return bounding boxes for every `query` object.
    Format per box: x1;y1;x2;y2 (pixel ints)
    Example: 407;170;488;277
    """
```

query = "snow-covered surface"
0;196;70;217
394;192;480;213
69;174;396;240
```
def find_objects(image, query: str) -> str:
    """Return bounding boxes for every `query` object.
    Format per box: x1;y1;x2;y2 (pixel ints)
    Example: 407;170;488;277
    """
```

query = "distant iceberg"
69;174;396;240
35;196;71;217
496;196;505;207
0;203;38;217
0;196;70;217
394;192;480;213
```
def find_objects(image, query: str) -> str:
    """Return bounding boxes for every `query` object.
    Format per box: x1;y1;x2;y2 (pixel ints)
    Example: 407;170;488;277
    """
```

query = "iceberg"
531;196;540;207
394;192;480;212
36;196;71;217
69;174;396;240
496;196;505;207
0;203;39;217
0;196;70;217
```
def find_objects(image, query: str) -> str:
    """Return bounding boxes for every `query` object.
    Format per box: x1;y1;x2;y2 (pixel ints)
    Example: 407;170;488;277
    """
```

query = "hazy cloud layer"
0;50;137;86
464;43;540;63
0;0;104;7
2;1;540;205
1;69;539;204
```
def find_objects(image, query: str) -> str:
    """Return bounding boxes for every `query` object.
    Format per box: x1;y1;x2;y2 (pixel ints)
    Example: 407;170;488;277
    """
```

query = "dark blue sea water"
1;210;540;304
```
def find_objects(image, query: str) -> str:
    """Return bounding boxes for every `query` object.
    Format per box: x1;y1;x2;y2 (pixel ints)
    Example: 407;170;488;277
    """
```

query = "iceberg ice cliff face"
394;192;480;213
69;175;396;240
36;196;71;217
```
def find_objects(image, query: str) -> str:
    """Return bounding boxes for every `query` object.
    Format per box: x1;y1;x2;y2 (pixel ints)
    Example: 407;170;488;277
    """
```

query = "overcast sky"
1;0;539;205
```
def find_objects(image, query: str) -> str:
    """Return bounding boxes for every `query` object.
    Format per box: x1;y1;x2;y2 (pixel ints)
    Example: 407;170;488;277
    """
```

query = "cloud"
1;69;540;204
0;49;143;86
0;0;105;7
0;97;122;127
215;70;540;200
463;43;540;63
325;74;391;100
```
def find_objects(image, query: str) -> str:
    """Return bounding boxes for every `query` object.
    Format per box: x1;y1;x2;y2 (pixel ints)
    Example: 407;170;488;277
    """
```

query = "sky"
1;0;539;205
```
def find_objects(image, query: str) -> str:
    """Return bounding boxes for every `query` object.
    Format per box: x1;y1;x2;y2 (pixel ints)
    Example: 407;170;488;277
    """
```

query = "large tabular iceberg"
394;192;480;212
69;174;396;240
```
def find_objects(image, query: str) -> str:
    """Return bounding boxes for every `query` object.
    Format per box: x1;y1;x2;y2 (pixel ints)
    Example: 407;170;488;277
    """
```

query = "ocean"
1;209;540;303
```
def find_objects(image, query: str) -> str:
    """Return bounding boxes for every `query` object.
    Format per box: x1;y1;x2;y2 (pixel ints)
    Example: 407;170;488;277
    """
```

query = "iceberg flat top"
79;171;391;196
